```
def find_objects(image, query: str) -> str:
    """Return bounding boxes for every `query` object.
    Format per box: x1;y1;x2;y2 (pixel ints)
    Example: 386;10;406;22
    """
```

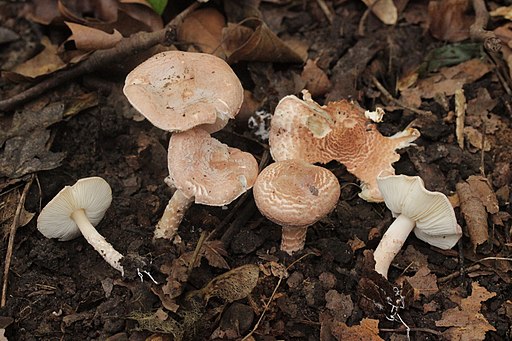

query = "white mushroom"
37;177;125;275
373;172;462;278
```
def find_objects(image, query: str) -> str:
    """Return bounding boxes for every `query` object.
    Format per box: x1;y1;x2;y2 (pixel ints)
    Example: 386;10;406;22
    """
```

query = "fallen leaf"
177;7;226;58
435;282;496;340
325;290;354;323
490;6;512;20
463;126;492;151
402;266;439;299
331;318;384;341
428;0;473;42
202;240;230;269
456;180;489;252
301;59;332;97
222;19;304;64
0;27;19;44
0;188;35;239
65;22;123;51
466;176;499;214
347;235;366;252
361;0;397;25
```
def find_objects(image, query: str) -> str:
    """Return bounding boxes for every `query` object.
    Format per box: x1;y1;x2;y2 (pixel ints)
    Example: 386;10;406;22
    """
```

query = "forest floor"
0;0;511;340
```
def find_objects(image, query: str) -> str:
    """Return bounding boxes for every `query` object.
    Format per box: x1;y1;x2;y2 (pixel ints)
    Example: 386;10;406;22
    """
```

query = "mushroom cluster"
123;50;258;241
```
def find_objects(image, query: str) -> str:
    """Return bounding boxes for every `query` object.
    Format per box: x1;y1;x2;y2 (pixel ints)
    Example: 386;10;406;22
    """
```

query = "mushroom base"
281;225;308;255
154;189;194;241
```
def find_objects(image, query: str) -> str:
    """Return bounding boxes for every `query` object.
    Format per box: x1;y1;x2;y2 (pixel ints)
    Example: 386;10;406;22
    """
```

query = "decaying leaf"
222;19;304;64
456;176;499;252
65;22;123;51
361;0;397;25
428;0;473;42
463;126;491;151
202;240;230;270
178;7;226;58
0;188;35;239
192;264;259;303
435;282;496;340
301;59;332;97
455;88;465;149
401;266;439;299
331;318;384;341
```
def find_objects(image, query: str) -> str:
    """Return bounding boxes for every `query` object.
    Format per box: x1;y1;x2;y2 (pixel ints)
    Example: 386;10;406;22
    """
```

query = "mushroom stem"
373;214;415;278
154;189;194;241
281;225;308;255
70;209;124;275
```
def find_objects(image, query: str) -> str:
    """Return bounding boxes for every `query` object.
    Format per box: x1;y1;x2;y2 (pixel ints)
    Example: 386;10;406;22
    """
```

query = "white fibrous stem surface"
154;189;194;241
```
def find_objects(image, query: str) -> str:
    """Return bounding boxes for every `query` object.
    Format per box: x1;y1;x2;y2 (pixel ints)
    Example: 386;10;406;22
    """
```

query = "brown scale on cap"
253;159;340;254
124;51;244;133
269;91;420;202
154;127;259;241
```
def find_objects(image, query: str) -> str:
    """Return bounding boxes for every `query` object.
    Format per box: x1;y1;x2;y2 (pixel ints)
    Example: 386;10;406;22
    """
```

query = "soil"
0;1;511;341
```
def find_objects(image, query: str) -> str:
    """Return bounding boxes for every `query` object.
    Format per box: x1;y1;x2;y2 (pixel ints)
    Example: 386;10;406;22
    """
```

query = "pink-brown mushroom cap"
167;127;259;206
124;51;244;133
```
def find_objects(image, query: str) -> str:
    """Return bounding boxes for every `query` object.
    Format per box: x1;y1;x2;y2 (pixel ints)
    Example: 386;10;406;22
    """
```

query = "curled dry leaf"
194;264;259;303
361;0;397;25
178;7;226;58
269;91;419;202
331;318;384;341
65;22;123;51
222;19;304;64
436;282;496;340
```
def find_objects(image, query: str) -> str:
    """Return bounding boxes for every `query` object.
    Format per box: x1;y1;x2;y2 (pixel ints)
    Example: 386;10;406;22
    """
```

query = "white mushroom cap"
167;127;259;206
377;172;462;249
37;177;112;241
123;51;244;133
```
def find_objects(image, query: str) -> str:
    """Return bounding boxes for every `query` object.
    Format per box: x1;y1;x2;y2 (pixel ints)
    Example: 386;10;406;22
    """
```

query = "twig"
0;2;200;112
470;0;501;52
316;0;334;24
438;264;481;283
188;230;208;274
2;174;35;307
380;327;442;336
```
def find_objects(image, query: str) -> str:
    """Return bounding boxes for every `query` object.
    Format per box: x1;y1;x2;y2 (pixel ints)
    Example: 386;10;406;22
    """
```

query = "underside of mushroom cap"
37;177;113;241
123;51;244;133
269;91;420;202
253;160;340;227
376;172;462;249
167;128;259;206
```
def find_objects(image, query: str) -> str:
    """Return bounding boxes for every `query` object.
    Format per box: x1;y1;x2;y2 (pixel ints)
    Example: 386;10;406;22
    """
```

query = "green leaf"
418;43;485;77
147;0;168;15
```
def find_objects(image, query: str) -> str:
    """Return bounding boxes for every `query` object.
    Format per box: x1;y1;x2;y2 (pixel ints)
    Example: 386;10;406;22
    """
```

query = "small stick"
380;327;442;336
2;175;35;307
0;2;200;112
316;0;334;24
188;230;208;274
438;264;481;283
470;0;501;52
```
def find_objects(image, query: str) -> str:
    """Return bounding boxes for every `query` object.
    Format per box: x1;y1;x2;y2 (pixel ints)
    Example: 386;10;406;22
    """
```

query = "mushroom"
269;90;420;202
253;159;340;254
37;177;125;275
123;50;244;133
154;127;259;240
373;172;462;278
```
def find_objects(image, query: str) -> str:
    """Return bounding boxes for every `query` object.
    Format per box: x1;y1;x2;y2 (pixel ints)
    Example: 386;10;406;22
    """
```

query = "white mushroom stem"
70;209;124;275
281;225;308;255
154;189;194;241
373;214;416;279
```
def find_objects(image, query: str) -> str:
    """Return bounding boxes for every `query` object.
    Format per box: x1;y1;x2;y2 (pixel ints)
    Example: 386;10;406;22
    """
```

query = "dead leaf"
361;0;397;25
490;6;512;20
301;59;332;97
193;264;259;303
9;36;66;79
325;290;354;323
331;318;384;341
463;126;492;151
428;0;473;42
0;189;35;239
0;27;19;45
65;22;123;51
222;19;304;64
24;0;60;25
456;180;489;252
177;8;226;58
466;176;499;214
401;266;439;299
347;235;366;252
435;282;496;340
202;240;230;269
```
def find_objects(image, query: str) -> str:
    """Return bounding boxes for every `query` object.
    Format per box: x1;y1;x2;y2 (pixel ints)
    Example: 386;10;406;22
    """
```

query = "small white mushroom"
373;172;462;279
37;177;125;275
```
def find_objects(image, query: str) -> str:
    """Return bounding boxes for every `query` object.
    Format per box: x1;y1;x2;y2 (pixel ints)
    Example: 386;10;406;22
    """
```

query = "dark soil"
1;1;511;341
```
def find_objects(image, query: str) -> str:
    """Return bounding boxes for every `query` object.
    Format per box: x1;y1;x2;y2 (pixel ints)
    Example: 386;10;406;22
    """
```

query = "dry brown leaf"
24;0;60;25
0;189;35;239
178;8;226;58
202;240;230;269
428;0;473;42
325;290;354;323
222;19;304;64
361;0;397;25
435;282;496;340
402;266;439;299
331;318;384;341
400;59;492;108
348;235;366;252
490;6;512;20
65;22;123;51
301;59;332;97
456;180;489;252
10;36;66;79
195;264;259;303
466;176;499;214
463;127;492;151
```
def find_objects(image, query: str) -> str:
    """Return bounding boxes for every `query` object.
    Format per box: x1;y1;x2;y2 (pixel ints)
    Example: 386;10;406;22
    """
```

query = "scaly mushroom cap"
37;177;112;241
377;172;462;249
123;51;244;133
253;160;340;227
269;91;420;202
168;127;259;206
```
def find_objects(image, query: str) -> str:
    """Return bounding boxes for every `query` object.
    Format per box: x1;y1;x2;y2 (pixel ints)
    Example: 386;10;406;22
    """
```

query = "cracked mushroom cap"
377;172;462;249
269;91;420;202
253;160;340;227
37;177;112;241
168;127;259;206
124;51;244;133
